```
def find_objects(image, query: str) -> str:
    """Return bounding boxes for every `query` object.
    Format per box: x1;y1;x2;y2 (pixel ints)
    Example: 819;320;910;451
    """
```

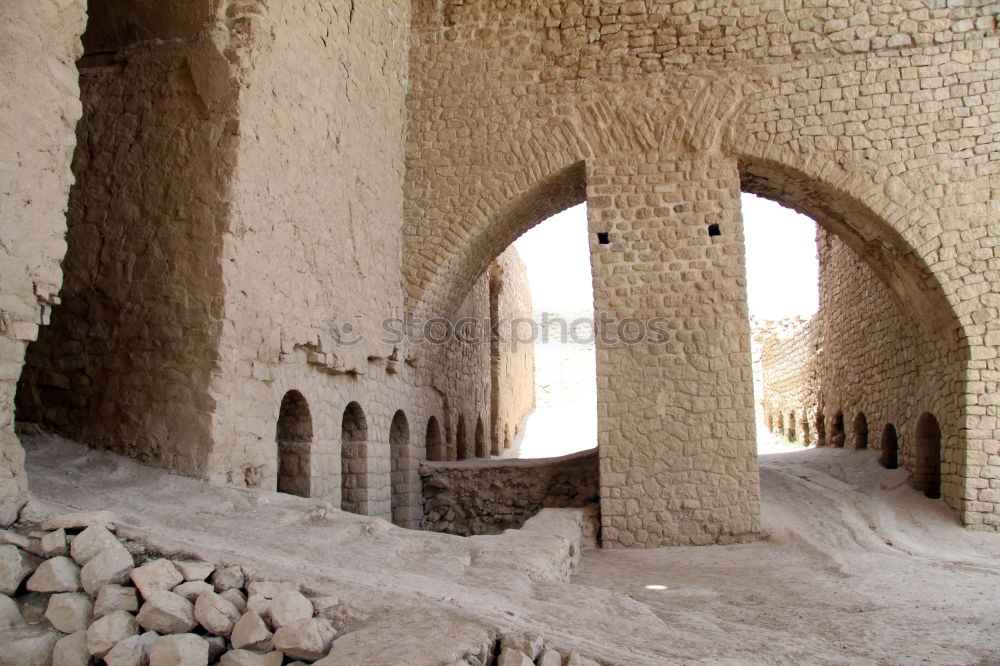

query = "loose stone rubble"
0;511;599;665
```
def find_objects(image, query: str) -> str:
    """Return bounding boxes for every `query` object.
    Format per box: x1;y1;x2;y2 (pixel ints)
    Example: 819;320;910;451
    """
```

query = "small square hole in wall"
708;224;721;237
597;232;610;245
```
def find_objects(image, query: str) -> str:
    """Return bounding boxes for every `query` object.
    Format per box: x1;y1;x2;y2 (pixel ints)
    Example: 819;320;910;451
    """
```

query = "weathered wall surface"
17;14;239;478
759;317;820;444
490;247;536;455
758;227;965;505
0;1;87;524
405;1;999;541
421;449;598;535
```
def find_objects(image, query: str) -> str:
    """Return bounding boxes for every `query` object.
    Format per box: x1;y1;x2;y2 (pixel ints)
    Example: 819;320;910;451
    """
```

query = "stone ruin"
3;0;1000;571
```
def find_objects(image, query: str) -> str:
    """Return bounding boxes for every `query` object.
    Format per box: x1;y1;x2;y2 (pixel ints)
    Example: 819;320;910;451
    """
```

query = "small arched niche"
456;417;469;460
425;416;443;461
880;424;899;469
341;402;368;514
276;390;312;498
389;410;411;527
853;412;869;450
913;413;942;499
474;416;486;458
831;411;846;448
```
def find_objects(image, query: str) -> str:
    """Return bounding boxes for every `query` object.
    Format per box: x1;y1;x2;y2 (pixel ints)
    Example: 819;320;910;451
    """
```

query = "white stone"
104;631;158;666
497;648;534;666
210;566;244;592
26;556;81;593
538;649;564;666
41;529;69;558
245;594;271;623
87;610;139;657
0;625;61;666
269;589;313;628
271;618;336;661
0;544;41;595
220;589;247;613
42;511;117;532
149;634;208;666
136;591;196;634
45;592;93;633
52;630;90;666
173;580;213;601
194;591;241;636
0;530;32;550
71;526;121;566
130;559;183;600
95;584;139;618
230;611;272;652
81;541;134;595
172;560;214;582
220;650;284;666
0;593;25;628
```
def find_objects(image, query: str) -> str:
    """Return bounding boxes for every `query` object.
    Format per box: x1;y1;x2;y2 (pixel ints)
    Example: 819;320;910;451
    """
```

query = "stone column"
587;153;761;547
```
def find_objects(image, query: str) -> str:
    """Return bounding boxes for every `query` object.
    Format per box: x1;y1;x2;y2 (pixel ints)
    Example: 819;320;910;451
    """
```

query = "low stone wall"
420;450;599;536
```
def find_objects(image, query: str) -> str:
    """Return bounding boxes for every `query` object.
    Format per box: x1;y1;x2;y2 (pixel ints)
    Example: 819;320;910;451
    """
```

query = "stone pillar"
587;154;761;547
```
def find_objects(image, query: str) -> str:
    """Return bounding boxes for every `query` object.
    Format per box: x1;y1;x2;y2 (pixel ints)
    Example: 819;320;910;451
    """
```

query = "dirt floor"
19;433;1000;665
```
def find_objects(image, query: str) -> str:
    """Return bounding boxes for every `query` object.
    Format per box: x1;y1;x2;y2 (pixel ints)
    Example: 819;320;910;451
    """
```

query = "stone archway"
276;390;312;498
425;417;443;462
389;410;416;527
853;413;869;451
880;424;899;470
341;402;368;514
913;413;942;499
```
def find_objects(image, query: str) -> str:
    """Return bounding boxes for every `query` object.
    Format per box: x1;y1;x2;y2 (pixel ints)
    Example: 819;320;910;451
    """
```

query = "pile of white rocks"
487;634;601;666
0;512;339;665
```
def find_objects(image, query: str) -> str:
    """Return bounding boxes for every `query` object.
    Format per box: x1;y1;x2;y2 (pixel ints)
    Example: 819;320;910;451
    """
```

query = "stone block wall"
421;449;598;535
490;248;536;455
0;0;87;525
758;317;820;444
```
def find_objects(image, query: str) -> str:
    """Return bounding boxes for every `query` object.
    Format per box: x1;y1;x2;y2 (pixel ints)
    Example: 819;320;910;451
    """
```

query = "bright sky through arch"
511;196;818;321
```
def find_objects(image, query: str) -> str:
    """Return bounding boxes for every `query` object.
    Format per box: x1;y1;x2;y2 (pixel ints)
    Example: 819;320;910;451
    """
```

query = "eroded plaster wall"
17;11;239;478
0;1;87;524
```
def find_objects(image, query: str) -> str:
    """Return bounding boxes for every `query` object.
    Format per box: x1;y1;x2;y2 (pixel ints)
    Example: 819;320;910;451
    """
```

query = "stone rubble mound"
0;511;601;666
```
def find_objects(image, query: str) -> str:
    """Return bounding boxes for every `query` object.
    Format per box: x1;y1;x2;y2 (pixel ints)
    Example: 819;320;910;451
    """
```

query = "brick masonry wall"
758;317;820;444
0;1;87;525
405;2;1000;541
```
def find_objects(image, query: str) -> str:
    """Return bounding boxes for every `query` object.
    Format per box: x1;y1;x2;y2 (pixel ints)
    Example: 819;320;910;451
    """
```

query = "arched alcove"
341;402;368;514
880;424;899;469
456;417;469;460
474;416;486;458
853;412;869;450
276;390;312;498
831;411;846;448
389;410;411;527
913;413;942;499
425;417;443;462
786;412;796;442
815;411;826;447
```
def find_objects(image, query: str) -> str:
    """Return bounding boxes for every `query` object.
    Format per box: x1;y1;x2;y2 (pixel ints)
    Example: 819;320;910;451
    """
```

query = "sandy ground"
18;432;1000;665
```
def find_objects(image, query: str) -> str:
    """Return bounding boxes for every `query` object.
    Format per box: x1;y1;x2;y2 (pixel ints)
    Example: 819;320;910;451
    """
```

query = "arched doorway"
425;416;443;461
341;402;368;514
880;424;898;469
276;390;312;497
456;417;469;460
389;410;412;527
474;416;486;458
786;412;796;442
853;412;869;450
831;411;846;448
815;411;826;447
913;413;941;499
